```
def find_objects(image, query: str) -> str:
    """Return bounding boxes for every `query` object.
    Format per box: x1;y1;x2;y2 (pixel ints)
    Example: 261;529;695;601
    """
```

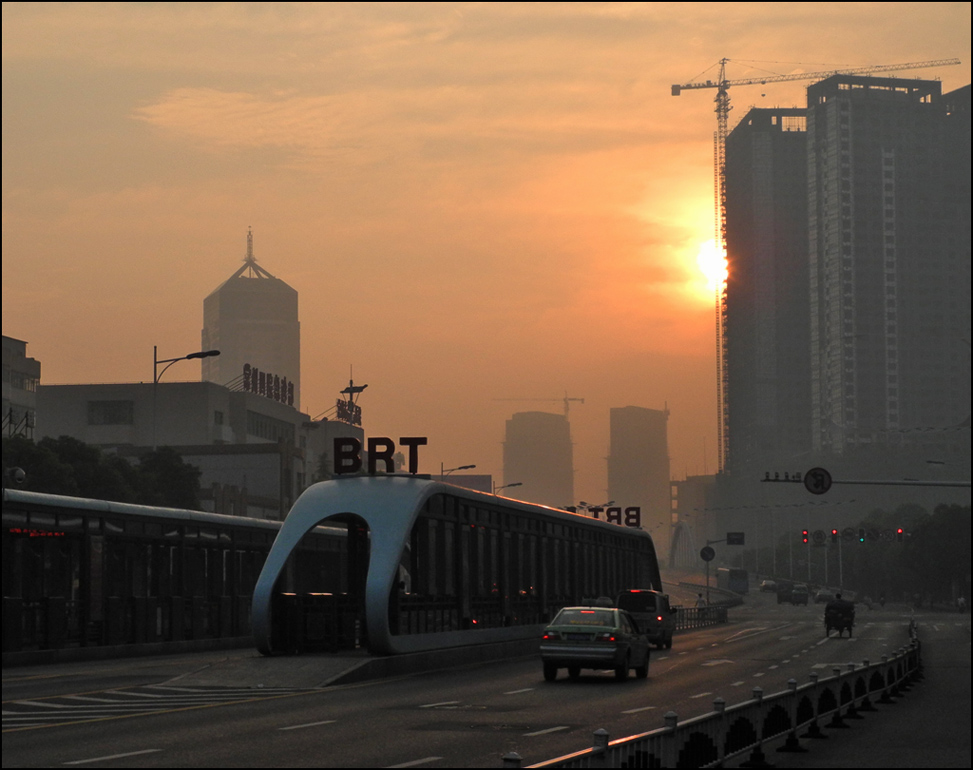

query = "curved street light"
153;346;221;448
441;463;476;480
494;481;522;495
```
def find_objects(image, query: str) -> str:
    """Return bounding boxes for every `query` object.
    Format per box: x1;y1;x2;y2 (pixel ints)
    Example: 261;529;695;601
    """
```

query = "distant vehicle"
540;606;650;681
815;589;837;604
824;598;855;637
759;579;777;593
779;583;809;605
616;589;676;649
716;567;749;594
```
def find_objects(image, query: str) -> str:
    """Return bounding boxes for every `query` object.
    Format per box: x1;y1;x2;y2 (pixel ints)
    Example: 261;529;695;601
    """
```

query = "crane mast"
672;57;961;474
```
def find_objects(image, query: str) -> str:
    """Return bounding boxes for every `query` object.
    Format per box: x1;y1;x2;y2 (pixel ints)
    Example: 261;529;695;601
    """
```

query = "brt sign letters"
587;506;642;528
334;437;427;475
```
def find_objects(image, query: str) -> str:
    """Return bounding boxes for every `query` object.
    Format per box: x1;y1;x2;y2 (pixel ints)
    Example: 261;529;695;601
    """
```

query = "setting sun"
696;239;728;293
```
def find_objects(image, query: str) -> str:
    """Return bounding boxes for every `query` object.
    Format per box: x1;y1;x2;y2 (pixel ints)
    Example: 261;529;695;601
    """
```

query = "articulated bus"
252;475;663;655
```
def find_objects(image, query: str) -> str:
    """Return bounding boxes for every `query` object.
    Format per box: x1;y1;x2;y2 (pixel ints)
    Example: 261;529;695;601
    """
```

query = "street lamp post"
152;346;220;449
494;482;522;495
441;463;476;480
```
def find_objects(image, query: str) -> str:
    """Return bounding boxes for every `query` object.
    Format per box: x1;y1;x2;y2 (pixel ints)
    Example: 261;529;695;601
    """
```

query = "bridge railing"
502;636;922;768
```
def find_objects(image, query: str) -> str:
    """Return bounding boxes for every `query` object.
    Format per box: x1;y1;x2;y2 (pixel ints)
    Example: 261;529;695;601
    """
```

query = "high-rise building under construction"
502;411;574;508
723;75;971;478
201;230;301;409
607;406;671;537
806;76;970;459
724;108;811;474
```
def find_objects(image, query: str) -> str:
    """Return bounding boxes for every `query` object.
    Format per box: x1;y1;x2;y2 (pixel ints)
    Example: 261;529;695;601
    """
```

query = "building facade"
807;76;971;463
724;108;811;475
502;411;574;508
201;229;301;409
36;381;363;519
607;406;671;543
2;336;40;440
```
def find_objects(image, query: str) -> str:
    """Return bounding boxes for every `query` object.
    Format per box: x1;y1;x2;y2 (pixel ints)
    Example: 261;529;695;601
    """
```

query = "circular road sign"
700;546;716;562
812;529;827;546
804;467;833;495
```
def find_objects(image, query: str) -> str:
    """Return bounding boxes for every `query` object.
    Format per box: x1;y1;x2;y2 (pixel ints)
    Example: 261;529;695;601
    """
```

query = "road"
3;591;966;768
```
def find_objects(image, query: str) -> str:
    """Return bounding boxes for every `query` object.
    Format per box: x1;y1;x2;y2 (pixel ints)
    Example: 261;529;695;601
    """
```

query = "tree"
2;436;202;510
136;447;202;510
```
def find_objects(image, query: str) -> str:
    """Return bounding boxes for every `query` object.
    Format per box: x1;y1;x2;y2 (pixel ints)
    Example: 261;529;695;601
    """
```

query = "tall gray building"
607;406;671;537
502;411;574;508
724;108;811;474
201;229;301;409
807;76;971;460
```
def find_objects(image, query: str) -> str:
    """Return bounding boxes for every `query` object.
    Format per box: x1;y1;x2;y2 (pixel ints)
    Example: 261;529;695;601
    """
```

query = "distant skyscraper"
724;108;811;473
607;406;671;535
503;411;573;507
201;229;301;408
807;76;971;457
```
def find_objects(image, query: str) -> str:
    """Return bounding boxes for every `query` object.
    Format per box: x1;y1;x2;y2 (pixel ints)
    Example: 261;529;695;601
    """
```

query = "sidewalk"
765;623;971;768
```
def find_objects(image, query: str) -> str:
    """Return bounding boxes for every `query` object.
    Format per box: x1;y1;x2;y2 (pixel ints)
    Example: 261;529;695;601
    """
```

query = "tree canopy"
2;435;201;510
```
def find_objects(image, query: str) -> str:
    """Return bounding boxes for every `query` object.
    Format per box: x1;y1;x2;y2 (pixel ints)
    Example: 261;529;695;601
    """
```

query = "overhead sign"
334;437;427;475
726;532;745;545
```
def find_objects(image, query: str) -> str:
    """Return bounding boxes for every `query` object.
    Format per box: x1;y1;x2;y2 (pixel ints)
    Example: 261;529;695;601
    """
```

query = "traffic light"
858;527;866;543
896;528;904;542
802;529;809;544
831;528;838;543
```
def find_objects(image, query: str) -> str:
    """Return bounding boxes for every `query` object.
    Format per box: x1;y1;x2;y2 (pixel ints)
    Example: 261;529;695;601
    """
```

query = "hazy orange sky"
3;3;970;503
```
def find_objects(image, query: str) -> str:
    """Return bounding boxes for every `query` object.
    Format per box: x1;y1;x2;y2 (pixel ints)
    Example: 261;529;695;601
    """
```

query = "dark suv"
616;589;677;649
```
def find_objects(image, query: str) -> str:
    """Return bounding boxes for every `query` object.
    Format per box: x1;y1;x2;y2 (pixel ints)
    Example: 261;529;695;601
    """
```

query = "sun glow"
696;239;727;293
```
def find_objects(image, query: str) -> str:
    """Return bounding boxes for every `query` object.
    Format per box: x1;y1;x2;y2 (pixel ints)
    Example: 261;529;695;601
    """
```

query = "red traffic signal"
896;528;904;542
831;528;838;543
802;529;809;544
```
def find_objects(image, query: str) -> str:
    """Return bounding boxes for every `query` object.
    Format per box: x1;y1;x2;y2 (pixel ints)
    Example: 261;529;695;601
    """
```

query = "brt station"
2;476;664;660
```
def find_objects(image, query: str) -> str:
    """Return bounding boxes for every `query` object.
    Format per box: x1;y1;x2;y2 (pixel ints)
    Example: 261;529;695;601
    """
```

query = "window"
87;400;134;426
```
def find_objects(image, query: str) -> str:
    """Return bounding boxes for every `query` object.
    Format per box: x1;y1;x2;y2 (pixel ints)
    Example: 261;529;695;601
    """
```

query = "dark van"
616;589;677;649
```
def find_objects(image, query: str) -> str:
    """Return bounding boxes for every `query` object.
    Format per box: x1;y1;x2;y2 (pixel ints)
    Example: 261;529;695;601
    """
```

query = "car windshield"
617;593;657;612
552;609;615;626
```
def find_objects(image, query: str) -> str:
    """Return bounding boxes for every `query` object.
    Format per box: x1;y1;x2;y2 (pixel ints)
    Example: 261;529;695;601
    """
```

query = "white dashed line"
63;750;162;765
419;701;461;709
622;706;657;714
524;726;571;737
279;719;336;731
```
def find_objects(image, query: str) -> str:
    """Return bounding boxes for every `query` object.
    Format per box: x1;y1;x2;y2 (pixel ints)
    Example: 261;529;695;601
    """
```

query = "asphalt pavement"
761;609;971;769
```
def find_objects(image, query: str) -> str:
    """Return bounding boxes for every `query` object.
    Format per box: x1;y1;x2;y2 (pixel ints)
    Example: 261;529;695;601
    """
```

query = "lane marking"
768;665;779;670
504;688;534;695
701;659;733;667
63;749;162;765
753;672;765;677
524;726;570;737
731;681;745;687
622;706;657;714
419;701;461;709
279;719;336;731
386;757;443;768
690;692;713;699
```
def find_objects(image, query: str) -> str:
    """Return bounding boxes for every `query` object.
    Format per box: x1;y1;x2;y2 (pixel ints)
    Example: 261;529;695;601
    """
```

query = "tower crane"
671;58;961;473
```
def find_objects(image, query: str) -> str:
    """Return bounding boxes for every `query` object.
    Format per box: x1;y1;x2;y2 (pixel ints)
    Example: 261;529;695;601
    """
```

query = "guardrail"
502;634;922;768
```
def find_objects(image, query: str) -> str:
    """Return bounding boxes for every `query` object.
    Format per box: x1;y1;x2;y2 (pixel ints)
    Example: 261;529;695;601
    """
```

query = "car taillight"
543;631;561;641
594;632;617;642
656;615;663;622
